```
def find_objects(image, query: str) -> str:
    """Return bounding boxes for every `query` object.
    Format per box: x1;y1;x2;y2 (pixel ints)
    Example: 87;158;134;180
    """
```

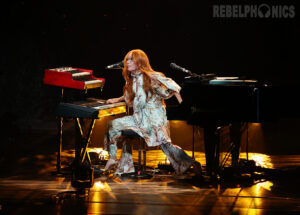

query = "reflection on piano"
43;67;105;90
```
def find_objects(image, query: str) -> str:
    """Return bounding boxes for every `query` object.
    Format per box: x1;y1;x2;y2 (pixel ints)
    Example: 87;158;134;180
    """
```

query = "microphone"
170;62;191;73
105;61;124;69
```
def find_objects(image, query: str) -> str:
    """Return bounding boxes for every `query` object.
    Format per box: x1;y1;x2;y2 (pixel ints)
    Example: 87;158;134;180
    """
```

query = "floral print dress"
104;71;195;174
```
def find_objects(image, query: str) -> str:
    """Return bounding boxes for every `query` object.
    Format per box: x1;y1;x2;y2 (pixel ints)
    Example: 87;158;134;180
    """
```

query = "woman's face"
126;53;137;72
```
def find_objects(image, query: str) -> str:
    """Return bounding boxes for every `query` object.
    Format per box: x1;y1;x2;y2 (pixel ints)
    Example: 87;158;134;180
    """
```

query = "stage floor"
0;170;299;215
1;122;300;215
1;151;300;215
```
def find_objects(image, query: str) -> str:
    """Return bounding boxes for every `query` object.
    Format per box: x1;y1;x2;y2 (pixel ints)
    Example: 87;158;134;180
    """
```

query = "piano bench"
121;129;151;179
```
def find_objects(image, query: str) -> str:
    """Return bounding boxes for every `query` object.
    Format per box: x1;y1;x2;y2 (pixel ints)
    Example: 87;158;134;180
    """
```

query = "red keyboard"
43;67;105;90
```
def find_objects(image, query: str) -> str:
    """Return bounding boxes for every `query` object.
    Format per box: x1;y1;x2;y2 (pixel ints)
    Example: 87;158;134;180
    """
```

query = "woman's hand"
168;91;183;104
106;96;125;104
106;98;119;104
174;92;183;104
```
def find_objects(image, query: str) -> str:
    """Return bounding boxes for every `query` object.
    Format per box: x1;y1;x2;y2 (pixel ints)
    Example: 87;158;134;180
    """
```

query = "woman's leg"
115;140;135;174
104;143;118;170
103;121;121;170
160;142;201;174
104;116;137;172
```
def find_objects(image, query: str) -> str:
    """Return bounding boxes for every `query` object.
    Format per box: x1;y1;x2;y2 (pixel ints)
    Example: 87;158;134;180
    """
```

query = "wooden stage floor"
1;121;300;215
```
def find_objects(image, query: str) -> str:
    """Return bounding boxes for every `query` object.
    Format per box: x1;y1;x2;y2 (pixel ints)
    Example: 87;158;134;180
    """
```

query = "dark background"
0;0;298;138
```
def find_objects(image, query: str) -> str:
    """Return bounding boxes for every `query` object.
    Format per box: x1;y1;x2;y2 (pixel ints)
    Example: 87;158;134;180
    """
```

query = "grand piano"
167;65;300;177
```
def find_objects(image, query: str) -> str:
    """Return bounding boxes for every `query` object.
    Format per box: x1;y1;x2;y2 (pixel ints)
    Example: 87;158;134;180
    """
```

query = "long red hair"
122;49;155;104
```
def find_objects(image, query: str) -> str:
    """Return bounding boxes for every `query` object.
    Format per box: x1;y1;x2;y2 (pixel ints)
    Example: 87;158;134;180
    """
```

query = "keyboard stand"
56;117;95;176
71;118;96;189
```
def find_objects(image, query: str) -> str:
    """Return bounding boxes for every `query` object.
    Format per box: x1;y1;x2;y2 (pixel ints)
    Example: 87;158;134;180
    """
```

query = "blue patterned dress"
104;71;194;174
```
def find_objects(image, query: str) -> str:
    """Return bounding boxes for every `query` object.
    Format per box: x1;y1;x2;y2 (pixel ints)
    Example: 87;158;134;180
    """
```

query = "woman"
103;49;201;175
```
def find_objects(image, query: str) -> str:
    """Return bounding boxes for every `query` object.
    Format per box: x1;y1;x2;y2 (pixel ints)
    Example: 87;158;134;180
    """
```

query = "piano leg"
74;118;83;163
56;117;63;174
230;122;243;167
203;124;220;176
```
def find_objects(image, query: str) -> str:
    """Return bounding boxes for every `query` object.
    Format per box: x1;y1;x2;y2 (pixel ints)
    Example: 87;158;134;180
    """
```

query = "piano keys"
56;98;127;119
43;67;105;90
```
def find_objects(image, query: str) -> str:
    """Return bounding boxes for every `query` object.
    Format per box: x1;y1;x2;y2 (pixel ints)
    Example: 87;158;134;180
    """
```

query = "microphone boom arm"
170;62;216;79
170;62;200;77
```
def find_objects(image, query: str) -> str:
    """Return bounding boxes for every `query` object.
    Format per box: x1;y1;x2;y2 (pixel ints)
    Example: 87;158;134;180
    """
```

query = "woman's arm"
150;72;182;101
106;95;125;104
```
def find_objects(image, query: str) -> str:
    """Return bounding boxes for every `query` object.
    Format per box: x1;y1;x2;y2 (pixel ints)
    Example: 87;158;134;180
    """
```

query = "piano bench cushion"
121;129;141;139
